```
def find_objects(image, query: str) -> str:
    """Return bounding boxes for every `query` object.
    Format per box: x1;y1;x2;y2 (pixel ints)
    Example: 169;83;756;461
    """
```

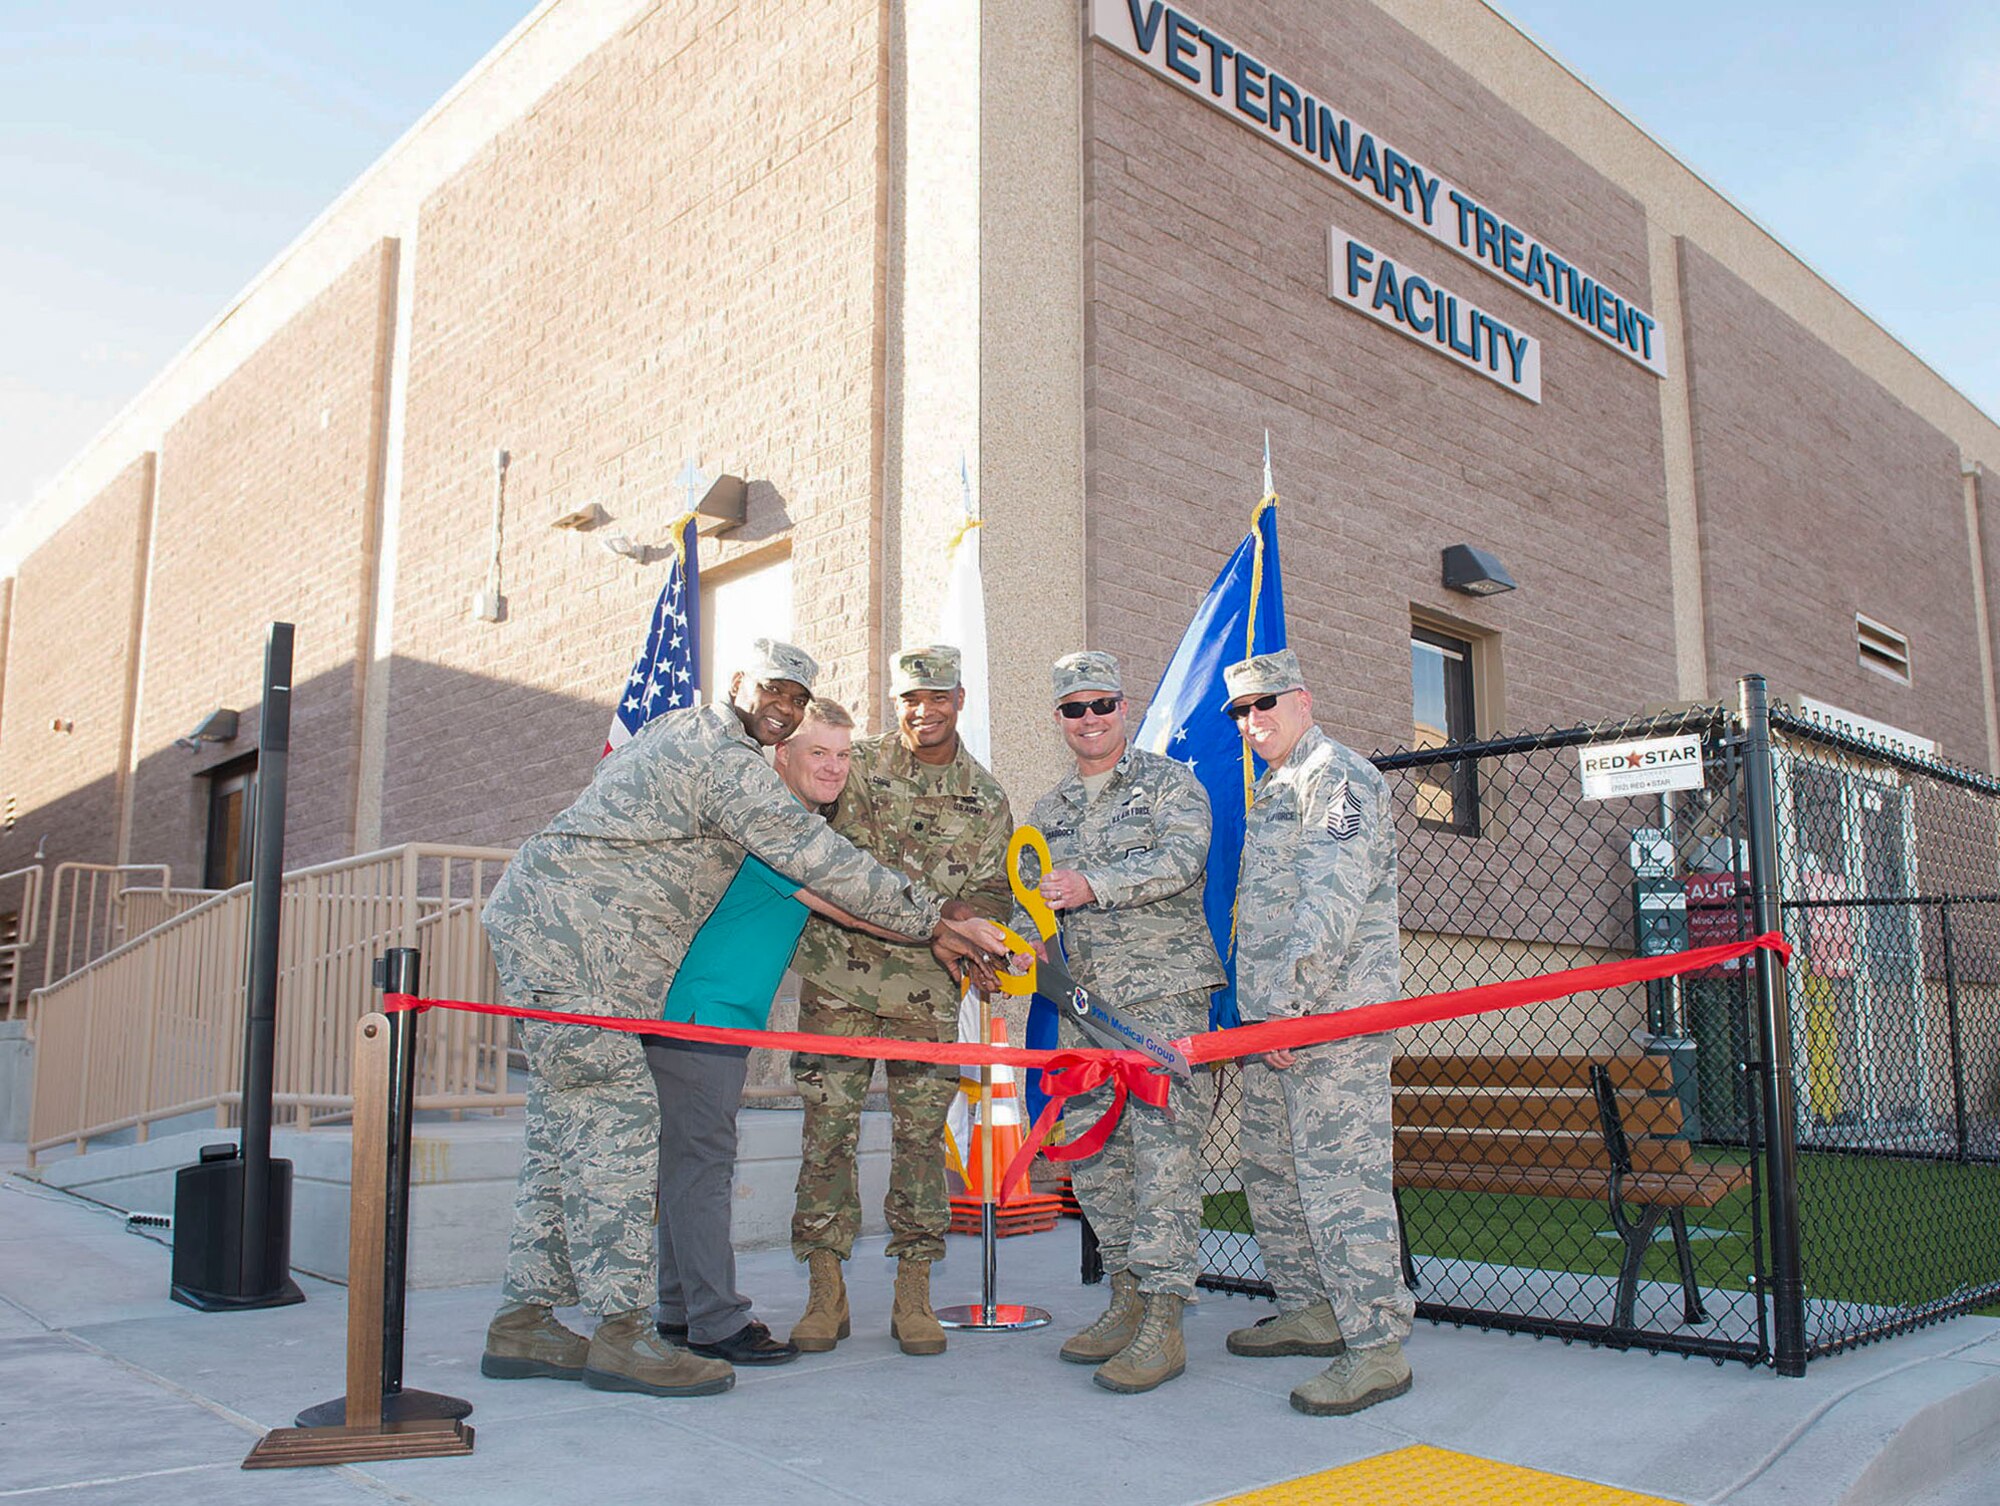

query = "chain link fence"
1185;680;2000;1370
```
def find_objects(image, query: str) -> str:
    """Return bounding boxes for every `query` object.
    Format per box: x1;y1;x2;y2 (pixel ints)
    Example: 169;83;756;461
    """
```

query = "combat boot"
582;1309;735;1397
1094;1292;1186;1394
790;1249;851;1353
1060;1269;1143;1365
480;1300;589;1381
890;1258;947;1356
1225;1297;1345;1357
1289;1340;1412;1416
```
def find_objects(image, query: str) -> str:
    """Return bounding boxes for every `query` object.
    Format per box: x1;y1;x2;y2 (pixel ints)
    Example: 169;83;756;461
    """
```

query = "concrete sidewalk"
4;1151;1999;1506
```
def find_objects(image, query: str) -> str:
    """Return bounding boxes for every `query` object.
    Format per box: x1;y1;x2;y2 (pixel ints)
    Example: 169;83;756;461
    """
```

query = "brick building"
3;0;1997;945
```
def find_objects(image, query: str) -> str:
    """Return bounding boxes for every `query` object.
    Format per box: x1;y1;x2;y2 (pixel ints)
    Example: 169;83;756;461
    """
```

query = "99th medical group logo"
1576;734;1706;802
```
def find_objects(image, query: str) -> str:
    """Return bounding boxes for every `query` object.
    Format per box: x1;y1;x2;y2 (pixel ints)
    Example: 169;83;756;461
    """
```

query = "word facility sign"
1329;226;1541;401
1093;0;1664;378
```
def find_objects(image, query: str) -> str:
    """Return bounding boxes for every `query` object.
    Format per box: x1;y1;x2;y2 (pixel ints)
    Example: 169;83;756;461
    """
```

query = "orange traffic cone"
962;1017;1028;1205
948;1018;1064;1237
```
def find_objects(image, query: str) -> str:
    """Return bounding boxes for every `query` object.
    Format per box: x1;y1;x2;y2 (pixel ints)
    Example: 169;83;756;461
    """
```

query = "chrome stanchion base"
936;1302;1050;1330
936;1202;1050;1330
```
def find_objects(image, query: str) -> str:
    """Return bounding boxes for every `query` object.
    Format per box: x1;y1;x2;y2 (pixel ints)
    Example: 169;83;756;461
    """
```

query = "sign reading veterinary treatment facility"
1092;0;1665;379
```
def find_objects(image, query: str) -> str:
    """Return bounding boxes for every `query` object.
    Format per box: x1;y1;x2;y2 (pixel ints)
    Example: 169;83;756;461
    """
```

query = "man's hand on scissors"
1038;868;1097;911
933;915;1006;991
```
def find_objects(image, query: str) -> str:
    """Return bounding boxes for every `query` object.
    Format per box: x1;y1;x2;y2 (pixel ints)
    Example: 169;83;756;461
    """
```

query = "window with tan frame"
1410;621;1482;835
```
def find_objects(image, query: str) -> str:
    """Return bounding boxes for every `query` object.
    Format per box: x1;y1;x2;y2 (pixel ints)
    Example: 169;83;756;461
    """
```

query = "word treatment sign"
1092;0;1664;378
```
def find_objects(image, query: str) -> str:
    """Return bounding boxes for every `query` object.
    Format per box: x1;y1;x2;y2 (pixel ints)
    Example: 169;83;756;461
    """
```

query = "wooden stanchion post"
242;1011;473;1467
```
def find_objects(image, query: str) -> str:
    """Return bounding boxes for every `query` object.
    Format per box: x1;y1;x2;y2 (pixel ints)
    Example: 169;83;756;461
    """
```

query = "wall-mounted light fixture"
692;473;746;536
175;707;239;752
1442;543;1517;597
48;717;74;734
550;502;608;531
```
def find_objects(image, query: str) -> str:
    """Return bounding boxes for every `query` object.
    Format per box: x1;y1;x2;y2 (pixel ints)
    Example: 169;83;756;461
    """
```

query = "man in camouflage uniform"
789;645;1015;1356
1024;651;1223;1394
478;640;998;1398
1222;647;1414;1416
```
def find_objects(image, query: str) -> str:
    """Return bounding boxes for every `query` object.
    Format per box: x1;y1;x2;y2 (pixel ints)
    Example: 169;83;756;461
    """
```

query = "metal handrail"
26;843;518;1164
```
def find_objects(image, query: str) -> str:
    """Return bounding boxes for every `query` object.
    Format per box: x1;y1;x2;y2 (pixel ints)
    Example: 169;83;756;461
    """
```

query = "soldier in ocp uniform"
788;645;1015;1357
1221;647;1415;1416
478;640;1001;1399
1022;651;1223;1394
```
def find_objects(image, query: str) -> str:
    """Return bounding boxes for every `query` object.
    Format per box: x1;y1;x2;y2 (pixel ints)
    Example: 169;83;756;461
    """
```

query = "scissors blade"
1034;955;1193;1083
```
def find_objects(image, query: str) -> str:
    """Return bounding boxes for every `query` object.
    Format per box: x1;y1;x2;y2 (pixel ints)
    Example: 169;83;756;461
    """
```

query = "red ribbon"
382;931;1791;1188
997;1051;1174;1203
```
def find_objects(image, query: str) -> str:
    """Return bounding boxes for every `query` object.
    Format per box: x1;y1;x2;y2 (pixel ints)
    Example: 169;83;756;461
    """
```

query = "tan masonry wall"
377;0;889;849
0;457;155;970
1680;244;1988;764
123;244;396;882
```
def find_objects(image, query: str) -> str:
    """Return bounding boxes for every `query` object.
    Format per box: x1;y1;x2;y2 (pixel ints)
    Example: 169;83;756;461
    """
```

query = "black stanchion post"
294;947;471;1428
1740;674;1808;1376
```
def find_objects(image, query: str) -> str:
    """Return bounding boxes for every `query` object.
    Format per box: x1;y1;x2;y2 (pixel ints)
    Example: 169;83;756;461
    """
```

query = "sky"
3;1;1997;530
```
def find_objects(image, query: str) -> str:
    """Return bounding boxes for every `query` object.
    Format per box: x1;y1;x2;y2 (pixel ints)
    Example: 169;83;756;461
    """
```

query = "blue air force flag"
1133;496;1287;1029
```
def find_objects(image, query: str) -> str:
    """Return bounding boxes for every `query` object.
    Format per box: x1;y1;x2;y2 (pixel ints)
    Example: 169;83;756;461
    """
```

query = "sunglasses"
1057;696;1122;720
1226;693;1283;721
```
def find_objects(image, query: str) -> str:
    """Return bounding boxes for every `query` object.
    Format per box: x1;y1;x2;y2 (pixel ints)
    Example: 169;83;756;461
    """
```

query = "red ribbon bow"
999;1050;1174;1202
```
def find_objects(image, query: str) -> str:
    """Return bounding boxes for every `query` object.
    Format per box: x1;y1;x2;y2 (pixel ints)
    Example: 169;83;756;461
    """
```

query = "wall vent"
1855;614;1911;683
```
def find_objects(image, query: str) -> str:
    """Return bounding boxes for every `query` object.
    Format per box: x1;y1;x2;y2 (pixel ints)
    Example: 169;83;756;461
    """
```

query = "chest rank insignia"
1325;779;1363;841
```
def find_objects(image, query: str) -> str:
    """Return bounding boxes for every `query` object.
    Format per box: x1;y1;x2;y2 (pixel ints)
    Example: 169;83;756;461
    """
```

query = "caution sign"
1578;734;1704;801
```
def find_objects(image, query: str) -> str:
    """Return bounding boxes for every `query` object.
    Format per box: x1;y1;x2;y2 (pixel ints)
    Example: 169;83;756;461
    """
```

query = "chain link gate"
1768;703;2000;1359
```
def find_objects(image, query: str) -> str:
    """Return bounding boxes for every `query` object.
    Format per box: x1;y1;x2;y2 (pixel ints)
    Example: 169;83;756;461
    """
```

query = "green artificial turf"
1202;1149;2000;1314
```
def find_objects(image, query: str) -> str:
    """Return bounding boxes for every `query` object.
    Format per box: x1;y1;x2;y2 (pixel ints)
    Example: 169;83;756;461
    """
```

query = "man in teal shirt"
648;695;886;1364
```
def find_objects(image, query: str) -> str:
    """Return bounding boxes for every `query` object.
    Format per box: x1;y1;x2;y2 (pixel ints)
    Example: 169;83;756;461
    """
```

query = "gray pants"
645;1037;753;1344
1062;989;1213;1299
1238;1036;1415;1350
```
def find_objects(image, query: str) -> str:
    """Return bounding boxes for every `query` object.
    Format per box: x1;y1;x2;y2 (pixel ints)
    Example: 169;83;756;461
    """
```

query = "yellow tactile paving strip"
1212;1445;1682;1505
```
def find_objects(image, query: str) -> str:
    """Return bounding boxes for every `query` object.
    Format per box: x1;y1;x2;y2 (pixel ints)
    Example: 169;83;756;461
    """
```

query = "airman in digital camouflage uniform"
1022;650;1223;1394
478;640;999;1399
1222;647;1415;1417
788;645;1015;1357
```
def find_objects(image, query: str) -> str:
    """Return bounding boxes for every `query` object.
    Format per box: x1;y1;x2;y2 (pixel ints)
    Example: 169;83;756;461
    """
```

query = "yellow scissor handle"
989;922;1043;997
1007;826;1059;942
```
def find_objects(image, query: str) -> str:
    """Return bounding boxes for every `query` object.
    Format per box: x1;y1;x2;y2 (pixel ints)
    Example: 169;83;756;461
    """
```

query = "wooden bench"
1393;1053;1752;1330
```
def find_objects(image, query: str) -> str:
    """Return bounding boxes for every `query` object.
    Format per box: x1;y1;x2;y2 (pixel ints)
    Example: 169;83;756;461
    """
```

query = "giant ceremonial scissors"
992;826;1193;1083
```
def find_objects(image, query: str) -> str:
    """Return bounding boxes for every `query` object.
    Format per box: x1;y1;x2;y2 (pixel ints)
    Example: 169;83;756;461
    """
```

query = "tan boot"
1225;1298;1345;1357
1060;1269;1143;1365
890;1258;946;1356
1094;1293;1187;1394
790;1250;851;1353
481;1301;589;1381
582;1309;735;1397
1289;1341;1412;1416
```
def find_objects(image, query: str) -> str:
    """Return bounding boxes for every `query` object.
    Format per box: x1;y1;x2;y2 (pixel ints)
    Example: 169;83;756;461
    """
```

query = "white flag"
938;457;989;764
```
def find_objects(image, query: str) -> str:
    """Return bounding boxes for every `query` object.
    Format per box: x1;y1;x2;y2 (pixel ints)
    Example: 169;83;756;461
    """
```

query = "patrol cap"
1052;650;1122;702
1219;648;1306;711
742;638;820;692
890;644;962;695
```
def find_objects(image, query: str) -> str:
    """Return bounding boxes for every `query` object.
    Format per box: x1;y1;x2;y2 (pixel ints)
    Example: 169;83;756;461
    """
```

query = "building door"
204;758;257;889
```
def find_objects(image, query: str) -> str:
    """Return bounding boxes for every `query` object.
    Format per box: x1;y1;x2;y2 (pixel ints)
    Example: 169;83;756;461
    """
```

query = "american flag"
604;513;701;755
